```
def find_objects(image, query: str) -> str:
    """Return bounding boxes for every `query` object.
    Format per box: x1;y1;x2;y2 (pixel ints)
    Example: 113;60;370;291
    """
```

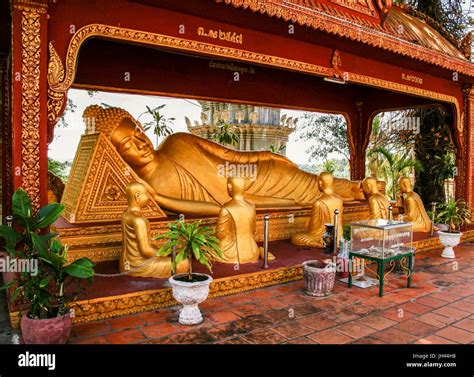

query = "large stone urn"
439;231;462;259
169;273;213;325
21;312;72;344
302;259;336;297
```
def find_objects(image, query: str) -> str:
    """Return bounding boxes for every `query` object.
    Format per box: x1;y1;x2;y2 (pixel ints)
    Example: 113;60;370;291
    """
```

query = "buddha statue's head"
318;172;334;194
227;176;246;198
362;177;379;196
126;182;150;209
398;177;413;194
83;105;155;169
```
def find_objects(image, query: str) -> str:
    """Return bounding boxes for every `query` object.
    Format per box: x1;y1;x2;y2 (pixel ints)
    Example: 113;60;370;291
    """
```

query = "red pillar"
347;100;371;181
11;0;48;211
458;86;474;210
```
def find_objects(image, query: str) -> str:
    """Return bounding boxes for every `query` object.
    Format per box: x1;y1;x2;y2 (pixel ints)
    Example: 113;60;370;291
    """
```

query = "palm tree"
210;120;240;147
368;147;423;199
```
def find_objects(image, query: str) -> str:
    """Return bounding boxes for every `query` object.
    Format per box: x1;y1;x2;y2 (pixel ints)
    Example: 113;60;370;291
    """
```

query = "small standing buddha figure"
120;182;188;278
216;176;275;264
362;177;391;219
397;177;432;232
291;172;343;247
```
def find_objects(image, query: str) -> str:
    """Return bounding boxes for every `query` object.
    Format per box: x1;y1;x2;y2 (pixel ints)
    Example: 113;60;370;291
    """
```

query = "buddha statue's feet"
290;232;323;247
259;247;276;261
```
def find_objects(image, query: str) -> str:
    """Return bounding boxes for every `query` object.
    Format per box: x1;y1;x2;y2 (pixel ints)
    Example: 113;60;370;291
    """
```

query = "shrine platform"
6;227;474;327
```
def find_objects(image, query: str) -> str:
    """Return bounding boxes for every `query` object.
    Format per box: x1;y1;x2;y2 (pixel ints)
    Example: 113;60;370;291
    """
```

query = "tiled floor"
69;244;474;344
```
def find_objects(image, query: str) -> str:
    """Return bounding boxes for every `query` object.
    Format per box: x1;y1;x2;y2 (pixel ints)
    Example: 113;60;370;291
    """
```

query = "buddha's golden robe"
403;192;432;232
291;195;344;247
120;212;188;278
216;199;260;264
147;133;359;207
368;194;391;219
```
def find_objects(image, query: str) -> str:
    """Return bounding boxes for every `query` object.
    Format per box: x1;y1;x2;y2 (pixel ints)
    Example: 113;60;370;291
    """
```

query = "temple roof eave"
216;0;474;78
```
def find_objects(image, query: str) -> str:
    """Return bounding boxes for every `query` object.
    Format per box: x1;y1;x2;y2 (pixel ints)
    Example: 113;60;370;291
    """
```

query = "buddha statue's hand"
396;192;404;208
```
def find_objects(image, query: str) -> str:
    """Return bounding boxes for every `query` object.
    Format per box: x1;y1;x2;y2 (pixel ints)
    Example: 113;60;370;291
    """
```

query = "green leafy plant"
269;144;285;154
211;120;240;146
323;160;337;174
155;220;223;282
342;225;351;241
0;189;95;319
368;147;423;200
138;105;175;144
435;198;471;232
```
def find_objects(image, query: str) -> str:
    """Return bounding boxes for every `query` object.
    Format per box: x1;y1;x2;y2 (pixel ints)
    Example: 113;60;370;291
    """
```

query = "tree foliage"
406;0;470;40
297;113;350;163
211;120;240;147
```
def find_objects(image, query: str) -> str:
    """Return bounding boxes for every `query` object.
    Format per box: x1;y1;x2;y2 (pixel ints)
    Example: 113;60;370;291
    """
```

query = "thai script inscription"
402;73;423;85
198;27;243;45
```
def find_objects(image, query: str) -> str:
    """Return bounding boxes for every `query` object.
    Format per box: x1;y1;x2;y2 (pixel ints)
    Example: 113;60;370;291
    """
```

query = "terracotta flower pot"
21;312;72;344
169;273;212;325
302;259;336;297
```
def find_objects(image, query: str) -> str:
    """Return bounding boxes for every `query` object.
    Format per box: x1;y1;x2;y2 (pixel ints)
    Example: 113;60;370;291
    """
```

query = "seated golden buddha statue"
291;172;343;247
216;176;266;264
362;177;391;219
397;177;432;232
82;105;365;216
120;182;188;278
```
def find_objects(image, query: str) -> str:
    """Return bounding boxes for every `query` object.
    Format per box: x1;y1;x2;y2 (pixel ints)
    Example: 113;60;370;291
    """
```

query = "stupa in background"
186;101;297;156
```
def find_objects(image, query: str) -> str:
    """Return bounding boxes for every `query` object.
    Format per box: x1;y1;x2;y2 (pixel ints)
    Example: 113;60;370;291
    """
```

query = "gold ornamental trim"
47;43;66;125
20;8;42;210
48;23;460;110
8;264;304;327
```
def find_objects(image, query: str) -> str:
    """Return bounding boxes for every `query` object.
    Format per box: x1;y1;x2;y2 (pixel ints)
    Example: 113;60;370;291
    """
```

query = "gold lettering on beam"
401;73;423;85
197;27;243;45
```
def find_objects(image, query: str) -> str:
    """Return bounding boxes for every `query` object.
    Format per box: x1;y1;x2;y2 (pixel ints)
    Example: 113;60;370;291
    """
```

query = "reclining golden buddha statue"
80;105;365;216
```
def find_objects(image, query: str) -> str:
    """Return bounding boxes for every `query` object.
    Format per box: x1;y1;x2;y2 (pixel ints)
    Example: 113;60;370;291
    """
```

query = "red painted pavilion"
1;0;474;325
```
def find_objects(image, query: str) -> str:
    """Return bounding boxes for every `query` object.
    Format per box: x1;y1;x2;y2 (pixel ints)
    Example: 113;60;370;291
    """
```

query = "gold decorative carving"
330;0;378;18
47;42;66;126
215;0;472;75
1;52;13;217
331;49;342;79
61;133;166;223
20;8;42;210
49;23;461;117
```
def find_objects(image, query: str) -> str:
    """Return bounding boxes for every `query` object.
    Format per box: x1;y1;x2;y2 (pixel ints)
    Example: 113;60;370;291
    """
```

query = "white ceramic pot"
438;231;462;259
169;273;212;325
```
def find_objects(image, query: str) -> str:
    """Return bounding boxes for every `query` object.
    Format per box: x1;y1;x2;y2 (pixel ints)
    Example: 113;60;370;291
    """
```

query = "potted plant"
0;189;95;344
156;220;223;325
435;198;471;258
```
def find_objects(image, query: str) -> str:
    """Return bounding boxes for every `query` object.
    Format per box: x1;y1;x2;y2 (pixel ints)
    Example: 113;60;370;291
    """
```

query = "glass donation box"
350;219;413;259
348;219;414;297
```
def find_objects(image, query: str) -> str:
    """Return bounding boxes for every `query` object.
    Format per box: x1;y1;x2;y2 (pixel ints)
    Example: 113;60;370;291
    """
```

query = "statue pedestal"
54;202;374;263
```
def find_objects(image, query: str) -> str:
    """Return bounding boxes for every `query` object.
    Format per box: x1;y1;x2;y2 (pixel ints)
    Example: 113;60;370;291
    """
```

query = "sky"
48;89;322;165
